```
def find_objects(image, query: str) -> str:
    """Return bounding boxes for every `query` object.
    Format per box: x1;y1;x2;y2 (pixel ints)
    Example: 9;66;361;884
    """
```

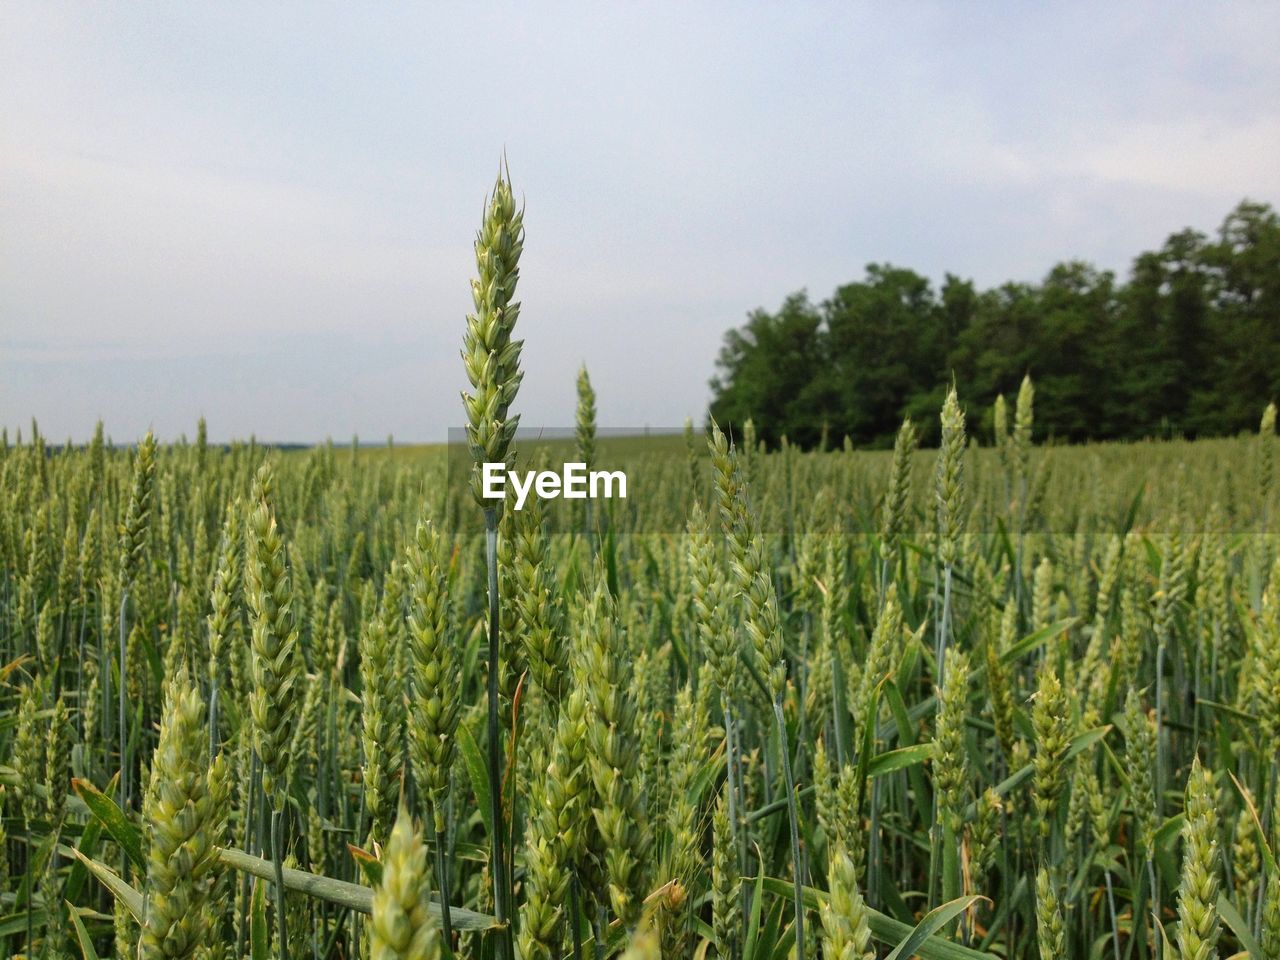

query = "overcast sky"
3;3;1278;444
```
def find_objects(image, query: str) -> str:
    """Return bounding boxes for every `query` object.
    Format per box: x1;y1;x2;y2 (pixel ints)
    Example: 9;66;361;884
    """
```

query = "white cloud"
1078;116;1280;197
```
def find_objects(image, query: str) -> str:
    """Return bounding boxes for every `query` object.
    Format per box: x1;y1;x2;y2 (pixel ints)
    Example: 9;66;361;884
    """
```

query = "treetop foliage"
709;200;1280;448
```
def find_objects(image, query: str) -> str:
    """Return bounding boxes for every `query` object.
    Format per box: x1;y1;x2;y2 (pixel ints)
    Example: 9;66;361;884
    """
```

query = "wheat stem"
484;509;510;954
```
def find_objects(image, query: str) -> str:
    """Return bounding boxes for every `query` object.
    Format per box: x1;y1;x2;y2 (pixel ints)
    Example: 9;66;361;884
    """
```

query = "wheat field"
2;174;1278;960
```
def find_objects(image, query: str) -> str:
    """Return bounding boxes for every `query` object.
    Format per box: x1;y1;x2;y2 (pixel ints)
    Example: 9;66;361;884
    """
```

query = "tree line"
708;200;1280;447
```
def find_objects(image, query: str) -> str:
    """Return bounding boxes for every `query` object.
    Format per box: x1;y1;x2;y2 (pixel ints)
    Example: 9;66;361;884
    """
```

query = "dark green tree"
708;200;1280;449
709;292;826;447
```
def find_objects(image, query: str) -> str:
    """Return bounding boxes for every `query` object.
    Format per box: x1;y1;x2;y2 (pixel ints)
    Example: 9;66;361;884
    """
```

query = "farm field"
4;401;1280;960
3;176;1280;960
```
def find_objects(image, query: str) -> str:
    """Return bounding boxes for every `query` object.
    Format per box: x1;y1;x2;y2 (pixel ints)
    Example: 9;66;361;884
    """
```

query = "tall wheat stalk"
461;169;524;960
118;429;156;814
710;420;805;960
246;465;301;960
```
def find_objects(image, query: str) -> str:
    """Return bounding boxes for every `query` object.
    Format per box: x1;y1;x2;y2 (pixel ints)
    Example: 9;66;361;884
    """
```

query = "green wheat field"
2;176;1279;960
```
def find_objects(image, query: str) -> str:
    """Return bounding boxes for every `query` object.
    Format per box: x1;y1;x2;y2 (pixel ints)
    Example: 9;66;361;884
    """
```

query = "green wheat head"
462;171;525;504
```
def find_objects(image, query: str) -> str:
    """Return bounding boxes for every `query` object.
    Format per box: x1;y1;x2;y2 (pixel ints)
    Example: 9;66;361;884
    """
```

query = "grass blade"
69;848;144;922
884;896;987;960
66;901;101;960
72;777;144;870
456;722;493;840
